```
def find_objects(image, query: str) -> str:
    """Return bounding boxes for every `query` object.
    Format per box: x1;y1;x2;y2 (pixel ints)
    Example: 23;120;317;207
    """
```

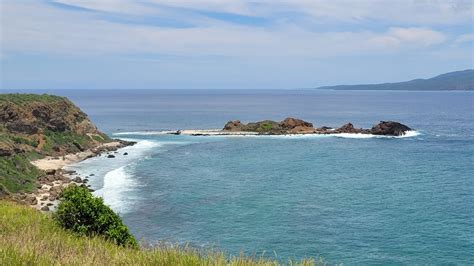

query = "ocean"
15;89;474;264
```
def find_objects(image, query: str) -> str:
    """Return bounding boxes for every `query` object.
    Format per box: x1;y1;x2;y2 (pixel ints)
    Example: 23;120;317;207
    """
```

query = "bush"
54;185;138;248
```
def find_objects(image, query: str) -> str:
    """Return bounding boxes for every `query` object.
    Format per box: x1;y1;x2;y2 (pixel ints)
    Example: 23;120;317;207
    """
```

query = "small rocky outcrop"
370;121;412;136
280;118;314;129
223;120;244;131
222;118;412;136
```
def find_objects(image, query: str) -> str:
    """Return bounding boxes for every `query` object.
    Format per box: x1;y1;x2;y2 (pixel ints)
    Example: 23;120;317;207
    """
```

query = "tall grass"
0;154;41;193
0;201;322;265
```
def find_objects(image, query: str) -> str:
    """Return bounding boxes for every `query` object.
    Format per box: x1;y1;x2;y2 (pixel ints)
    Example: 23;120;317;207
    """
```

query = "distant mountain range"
316;69;473;91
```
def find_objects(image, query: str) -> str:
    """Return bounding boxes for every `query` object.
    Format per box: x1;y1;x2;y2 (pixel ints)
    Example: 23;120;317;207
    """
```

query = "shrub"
54;185;138;248
257;122;274;132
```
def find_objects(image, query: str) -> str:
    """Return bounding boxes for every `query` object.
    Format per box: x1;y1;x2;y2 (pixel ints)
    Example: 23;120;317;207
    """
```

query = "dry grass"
0;201;322;265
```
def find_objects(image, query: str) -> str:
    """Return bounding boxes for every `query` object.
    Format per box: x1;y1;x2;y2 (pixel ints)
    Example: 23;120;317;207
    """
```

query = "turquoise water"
21;89;473;264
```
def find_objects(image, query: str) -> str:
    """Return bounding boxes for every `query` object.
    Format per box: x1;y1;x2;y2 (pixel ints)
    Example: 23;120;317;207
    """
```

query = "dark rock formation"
169;130;181;135
6;121;39;134
334;123;370;134
370;121;412;136
107;154;115;158
0;147;13;157
45;169;56;175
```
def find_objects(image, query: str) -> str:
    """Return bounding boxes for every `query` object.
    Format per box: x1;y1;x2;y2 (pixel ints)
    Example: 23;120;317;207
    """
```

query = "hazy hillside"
316;70;474;91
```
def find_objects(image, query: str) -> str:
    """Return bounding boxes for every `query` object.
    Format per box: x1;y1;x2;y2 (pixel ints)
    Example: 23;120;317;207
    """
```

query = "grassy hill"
0;201;319;265
316;69;474;91
0;94;110;193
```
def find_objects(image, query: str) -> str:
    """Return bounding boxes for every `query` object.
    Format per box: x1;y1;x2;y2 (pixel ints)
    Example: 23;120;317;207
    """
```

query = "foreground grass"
0;201;320;265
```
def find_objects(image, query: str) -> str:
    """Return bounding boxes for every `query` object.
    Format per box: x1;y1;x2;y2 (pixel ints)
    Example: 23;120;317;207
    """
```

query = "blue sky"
1;0;473;90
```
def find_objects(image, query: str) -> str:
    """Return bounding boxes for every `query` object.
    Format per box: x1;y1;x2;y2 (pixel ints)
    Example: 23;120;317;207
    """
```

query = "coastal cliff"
0;94;129;199
0;94;109;157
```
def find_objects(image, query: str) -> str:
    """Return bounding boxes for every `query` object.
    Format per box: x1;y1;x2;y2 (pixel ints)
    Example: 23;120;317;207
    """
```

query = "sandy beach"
20;141;130;212
31;141;124;171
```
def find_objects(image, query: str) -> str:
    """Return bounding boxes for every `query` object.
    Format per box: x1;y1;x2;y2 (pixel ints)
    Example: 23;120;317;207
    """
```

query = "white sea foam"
126;139;162;150
332;130;421;139
113;131;176;136
399;130;421;138
85;139;161;213
94;166;132;213
218;130;421;139
313;130;421;139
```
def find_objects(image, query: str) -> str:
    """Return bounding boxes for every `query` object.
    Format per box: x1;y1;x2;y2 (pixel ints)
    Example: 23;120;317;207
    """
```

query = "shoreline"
15;140;134;212
31;141;127;171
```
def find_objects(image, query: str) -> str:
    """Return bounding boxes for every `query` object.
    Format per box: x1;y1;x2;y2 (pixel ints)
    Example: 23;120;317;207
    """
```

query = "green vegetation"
0;201;320;265
54;186;138;248
42;130;91;153
0;154;41;193
24;151;44;161
91;134;106;142
0;93;66;105
10;136;39;147
256;122;275;132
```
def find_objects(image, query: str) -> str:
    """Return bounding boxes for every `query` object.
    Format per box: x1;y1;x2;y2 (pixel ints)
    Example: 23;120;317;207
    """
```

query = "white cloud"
54;0;473;25
369;27;447;49
453;33;474;45
0;1;459;59
53;0;158;15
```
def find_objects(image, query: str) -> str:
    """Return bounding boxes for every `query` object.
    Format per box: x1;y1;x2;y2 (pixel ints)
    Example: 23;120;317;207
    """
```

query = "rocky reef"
223;117;412;136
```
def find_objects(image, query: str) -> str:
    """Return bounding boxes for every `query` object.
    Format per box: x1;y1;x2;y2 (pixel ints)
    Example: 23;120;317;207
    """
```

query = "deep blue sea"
12;89;474;264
